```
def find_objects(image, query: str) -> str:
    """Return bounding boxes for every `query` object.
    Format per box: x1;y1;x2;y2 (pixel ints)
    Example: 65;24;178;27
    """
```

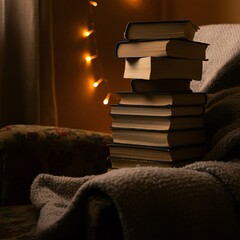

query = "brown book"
109;143;206;162
131;79;192;93
111;114;203;131
124;20;199;41
116;39;208;60
117;92;207;106
110;104;205;117
112;128;205;147
124;57;203;80
109;156;200;169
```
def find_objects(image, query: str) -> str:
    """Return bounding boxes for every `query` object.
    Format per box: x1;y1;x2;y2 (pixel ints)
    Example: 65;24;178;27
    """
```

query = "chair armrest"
0;125;112;206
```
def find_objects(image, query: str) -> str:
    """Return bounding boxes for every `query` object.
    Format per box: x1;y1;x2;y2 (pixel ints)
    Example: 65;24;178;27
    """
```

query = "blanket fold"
203;87;240;160
31;161;240;240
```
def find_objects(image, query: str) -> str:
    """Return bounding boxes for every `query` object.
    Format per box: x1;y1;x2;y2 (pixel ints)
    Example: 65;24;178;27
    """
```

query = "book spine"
123;22;131;40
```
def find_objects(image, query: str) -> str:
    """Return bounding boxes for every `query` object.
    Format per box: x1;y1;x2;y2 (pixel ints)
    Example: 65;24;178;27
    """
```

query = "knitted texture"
203;87;240;160
190;24;240;160
31;162;240;240
191;24;240;93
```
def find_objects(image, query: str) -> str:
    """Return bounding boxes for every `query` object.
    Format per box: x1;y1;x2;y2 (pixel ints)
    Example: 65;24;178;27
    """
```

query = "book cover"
111;128;206;147
116;39;208;60
109;143;206;162
124;20;199;41
110;104;205;117
124;57;203;80
109;156;199;169
117;92;207;106
110;114;204;131
130;79;192;93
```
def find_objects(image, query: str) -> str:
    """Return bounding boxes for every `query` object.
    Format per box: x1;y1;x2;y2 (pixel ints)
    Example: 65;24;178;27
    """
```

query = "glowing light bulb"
89;1;97;7
93;78;103;88
85;55;97;63
103;93;110;105
85;56;92;62
83;29;94;37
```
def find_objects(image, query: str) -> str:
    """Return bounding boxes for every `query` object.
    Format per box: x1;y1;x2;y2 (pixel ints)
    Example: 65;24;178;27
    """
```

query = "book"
124;57;203;80
124;20;199;41
117;92;207;106
111;115;204;131
112;128;205;147
110;104;205;117
109;143;206;162
116;39;208;60
131;79;192;93
109;156;198;169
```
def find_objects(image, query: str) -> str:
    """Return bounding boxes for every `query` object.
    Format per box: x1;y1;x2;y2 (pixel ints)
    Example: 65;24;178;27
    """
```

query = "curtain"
0;0;58;127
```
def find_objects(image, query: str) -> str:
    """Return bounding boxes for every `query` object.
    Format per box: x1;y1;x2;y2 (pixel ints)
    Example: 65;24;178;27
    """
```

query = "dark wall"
52;0;167;133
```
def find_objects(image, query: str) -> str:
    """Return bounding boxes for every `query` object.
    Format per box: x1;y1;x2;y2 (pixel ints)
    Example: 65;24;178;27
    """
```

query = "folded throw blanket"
31;24;240;240
191;25;240;160
31;161;240;240
203;87;240;160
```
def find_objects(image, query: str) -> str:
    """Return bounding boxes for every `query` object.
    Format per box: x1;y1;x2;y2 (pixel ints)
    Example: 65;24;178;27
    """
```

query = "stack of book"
109;20;209;169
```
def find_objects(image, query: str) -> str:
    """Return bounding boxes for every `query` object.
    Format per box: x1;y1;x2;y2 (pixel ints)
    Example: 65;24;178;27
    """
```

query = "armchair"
0;124;112;239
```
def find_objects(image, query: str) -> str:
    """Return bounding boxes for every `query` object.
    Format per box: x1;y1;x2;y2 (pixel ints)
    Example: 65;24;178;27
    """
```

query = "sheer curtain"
0;0;58;127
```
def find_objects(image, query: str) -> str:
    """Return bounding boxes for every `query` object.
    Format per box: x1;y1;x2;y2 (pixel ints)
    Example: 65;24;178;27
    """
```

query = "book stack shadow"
109;20;209;169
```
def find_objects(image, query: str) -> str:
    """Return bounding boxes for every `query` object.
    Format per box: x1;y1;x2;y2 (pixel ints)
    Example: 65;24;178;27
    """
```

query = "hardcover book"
110;104;205;117
124;20;199;41
124;57;203;80
112;128;205;147
110;156;199;169
116;39;208;60
130;79;192;93
117;92;207;106
109;143;206;162
111;114;204;131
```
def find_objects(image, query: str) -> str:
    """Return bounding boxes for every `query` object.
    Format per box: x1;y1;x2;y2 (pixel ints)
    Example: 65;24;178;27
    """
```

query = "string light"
83;29;94;37
93;78;104;88
83;0;113;105
85;54;97;63
103;93;111;105
89;1;98;7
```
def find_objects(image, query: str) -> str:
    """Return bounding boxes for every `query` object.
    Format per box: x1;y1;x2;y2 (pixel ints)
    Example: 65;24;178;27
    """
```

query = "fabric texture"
31;162;240;240
0;204;38;240
0;125;112;206
191;24;240;161
203;87;240;160
0;0;58;127
191;24;240;93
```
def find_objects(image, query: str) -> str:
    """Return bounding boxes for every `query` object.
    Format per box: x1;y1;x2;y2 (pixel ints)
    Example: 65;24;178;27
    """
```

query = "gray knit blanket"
31;162;240;240
31;24;240;240
190;24;240;93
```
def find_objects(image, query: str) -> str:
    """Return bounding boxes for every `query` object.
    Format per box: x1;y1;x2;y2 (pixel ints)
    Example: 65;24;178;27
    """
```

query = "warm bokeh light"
123;0;143;8
85;54;97;63
89;1;97;7
103;93;110;105
83;29;94;37
80;1;112;107
93;78;103;88
87;76;97;93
